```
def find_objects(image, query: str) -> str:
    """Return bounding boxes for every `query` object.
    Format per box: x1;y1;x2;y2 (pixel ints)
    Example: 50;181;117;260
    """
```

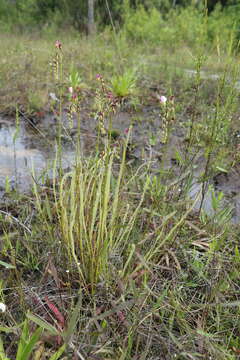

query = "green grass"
1;18;240;359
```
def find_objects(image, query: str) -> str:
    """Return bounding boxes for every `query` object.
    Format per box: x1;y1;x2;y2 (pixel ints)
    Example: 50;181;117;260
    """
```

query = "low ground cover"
1;10;240;359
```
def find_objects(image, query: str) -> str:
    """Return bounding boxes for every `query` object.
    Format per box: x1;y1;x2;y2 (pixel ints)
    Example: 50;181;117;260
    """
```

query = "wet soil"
0;95;239;222
214;166;240;224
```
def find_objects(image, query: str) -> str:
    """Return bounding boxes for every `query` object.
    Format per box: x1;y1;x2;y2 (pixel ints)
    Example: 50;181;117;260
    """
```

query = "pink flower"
96;74;102;80
159;95;167;104
107;92;114;99
68;87;73;94
55;40;62;50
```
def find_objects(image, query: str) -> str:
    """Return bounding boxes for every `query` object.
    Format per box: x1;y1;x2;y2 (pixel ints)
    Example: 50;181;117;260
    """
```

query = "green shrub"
123;6;164;43
111;69;137;98
122;3;239;53
122;5;208;49
207;4;239;54
165;6;208;48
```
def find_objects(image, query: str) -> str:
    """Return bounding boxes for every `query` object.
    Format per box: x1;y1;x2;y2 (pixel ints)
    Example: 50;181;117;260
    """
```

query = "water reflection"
0;119;75;191
0;121;46;191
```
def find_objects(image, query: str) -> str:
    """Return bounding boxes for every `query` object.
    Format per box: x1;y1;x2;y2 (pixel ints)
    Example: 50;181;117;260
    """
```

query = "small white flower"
68;86;73;94
0;302;6;313
49;92;60;102
159;95;167;104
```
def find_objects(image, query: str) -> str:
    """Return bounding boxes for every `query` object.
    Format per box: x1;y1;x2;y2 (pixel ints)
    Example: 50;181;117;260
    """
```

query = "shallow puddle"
0;120;45;191
184;68;240;90
0;118;77;192
0;113;239;223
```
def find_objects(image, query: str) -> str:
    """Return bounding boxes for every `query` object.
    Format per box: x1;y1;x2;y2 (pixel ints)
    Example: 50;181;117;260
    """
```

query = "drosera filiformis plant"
158;94;176;144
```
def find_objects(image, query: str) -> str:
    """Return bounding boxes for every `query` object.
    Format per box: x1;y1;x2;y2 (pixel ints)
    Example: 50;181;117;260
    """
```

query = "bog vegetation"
1;1;240;359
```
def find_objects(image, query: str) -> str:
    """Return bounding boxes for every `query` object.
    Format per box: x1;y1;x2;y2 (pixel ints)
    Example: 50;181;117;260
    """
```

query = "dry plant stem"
0;210;31;234
105;0;124;73
199;151;212;214
56;48;64;174
13;107;20;190
188;59;202;151
18;109;49;141
144;192;201;265
199;70;228;214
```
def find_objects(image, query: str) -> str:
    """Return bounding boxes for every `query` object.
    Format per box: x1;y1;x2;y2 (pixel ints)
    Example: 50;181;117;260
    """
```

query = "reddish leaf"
44;296;65;330
117;311;125;322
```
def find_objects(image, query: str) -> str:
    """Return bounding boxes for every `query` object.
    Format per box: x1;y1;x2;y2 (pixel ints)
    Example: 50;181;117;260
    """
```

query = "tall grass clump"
55;133;148;289
34;131;149;292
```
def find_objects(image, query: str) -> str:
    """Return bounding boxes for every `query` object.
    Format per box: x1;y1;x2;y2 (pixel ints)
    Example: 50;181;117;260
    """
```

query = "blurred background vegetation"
0;1;238;33
0;0;240;56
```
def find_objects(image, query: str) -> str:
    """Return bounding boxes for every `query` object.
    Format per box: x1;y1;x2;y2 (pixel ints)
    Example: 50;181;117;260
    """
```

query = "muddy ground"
0;95;239;223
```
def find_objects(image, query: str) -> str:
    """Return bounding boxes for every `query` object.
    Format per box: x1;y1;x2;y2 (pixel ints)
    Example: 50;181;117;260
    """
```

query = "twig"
0;210;31;234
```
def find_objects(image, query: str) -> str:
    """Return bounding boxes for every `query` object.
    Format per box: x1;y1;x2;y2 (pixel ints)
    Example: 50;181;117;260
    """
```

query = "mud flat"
0;110;238;223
